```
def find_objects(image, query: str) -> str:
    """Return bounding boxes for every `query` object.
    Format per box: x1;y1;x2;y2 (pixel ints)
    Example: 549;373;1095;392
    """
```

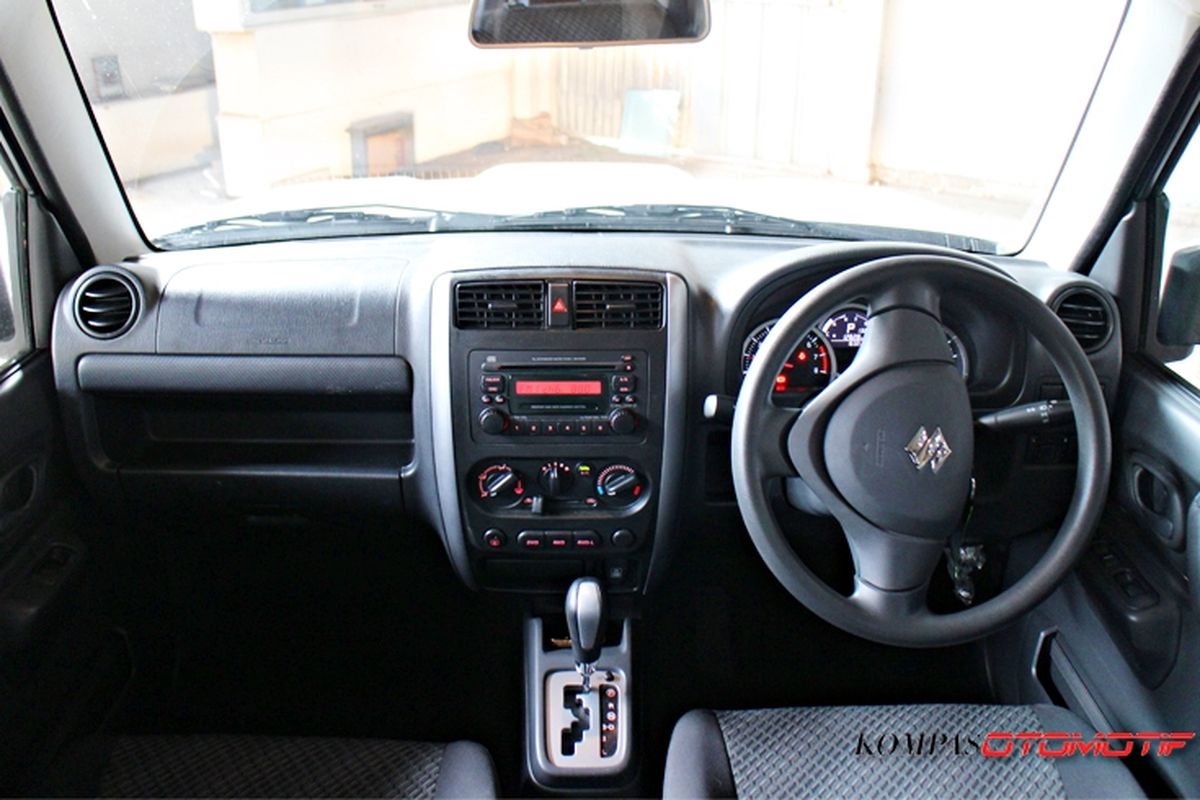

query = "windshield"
52;0;1125;252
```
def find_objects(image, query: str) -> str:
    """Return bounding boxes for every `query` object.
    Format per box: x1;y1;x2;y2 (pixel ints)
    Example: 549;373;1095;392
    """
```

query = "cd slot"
494;362;621;371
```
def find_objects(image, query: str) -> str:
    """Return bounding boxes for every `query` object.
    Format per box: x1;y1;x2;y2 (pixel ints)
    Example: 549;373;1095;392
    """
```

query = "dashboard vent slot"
455;281;545;329
75;272;138;339
573;281;663;329
1053;288;1112;352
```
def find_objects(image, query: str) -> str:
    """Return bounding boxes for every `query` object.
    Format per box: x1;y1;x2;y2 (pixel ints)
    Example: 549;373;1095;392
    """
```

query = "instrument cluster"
740;305;968;403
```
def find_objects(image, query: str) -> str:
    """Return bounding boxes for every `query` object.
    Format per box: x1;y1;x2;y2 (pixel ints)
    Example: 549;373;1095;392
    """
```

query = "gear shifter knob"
565;577;605;669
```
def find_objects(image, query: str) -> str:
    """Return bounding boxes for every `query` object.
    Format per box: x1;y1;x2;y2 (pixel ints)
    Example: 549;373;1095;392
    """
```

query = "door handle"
1126;453;1184;548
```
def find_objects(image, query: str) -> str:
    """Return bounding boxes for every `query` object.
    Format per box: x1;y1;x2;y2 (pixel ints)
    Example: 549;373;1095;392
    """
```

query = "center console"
432;270;685;596
429;269;684;792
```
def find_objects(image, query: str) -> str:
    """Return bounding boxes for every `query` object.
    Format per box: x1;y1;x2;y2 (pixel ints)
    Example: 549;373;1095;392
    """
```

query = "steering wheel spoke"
842;519;944;598
753;403;802;478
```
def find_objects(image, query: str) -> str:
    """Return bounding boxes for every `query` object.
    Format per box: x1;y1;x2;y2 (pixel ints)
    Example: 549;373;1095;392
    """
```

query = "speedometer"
820;305;969;380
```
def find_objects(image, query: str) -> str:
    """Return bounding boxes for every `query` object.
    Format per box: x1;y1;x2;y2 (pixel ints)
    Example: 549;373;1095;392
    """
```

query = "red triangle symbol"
552;297;568;313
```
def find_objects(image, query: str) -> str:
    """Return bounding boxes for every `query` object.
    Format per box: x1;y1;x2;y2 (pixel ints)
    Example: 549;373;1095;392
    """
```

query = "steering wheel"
732;254;1111;647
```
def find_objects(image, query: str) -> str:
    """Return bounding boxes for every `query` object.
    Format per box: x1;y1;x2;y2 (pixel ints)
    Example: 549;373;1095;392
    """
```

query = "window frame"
0;142;35;380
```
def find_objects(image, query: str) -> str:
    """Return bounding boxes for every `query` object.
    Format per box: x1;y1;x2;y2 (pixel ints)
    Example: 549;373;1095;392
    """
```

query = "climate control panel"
464;457;650;563
469;458;648;514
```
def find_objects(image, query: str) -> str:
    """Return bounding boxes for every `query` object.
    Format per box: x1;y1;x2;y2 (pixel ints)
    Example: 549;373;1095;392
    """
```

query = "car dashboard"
50;231;1122;597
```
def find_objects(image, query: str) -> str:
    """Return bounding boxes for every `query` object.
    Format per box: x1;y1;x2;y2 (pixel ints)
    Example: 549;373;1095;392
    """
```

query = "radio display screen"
514;379;603;396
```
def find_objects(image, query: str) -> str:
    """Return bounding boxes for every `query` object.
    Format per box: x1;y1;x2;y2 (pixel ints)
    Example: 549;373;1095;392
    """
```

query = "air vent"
573;281;663;329
1053;287;1113;352
455;281;545;329
75;272;138;339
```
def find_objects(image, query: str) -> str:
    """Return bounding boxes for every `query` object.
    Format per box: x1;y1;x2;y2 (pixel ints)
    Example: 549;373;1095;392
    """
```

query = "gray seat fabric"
663;704;1146;799
45;734;498;798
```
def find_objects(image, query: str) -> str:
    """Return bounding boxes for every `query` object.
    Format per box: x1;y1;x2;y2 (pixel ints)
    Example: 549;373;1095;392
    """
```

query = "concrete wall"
201;1;515;195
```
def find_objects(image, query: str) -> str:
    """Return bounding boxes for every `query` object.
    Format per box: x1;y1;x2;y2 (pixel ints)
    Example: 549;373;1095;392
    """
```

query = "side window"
1160;141;1200;387
0;167;31;371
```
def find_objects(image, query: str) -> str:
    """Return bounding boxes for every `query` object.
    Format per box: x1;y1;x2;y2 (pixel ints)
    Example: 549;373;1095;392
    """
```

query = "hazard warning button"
548;282;571;327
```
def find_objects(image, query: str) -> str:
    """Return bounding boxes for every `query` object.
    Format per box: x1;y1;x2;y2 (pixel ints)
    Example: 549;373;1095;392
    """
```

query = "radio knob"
539;461;574;496
479;408;509;435
608;408;638;435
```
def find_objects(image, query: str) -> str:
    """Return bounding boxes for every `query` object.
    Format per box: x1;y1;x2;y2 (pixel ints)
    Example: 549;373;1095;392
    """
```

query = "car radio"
471;350;645;438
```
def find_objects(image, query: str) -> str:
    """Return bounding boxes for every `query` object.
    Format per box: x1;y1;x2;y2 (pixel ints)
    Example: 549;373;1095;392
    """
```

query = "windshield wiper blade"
155;204;500;247
496;204;997;253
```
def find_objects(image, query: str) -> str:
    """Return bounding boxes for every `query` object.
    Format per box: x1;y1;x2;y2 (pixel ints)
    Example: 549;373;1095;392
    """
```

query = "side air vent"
1053;287;1113;352
573;281;663;329
75;272;139;339
455;281;545;329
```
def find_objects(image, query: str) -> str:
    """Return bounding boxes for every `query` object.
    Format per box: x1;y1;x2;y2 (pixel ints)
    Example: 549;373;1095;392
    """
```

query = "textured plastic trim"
76;354;411;395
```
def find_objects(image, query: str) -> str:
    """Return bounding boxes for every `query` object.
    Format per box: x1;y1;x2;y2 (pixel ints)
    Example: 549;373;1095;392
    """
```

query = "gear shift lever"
565;577;605;692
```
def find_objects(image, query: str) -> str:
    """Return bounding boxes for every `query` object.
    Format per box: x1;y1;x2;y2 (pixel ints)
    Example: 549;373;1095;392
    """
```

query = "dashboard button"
483;529;506;548
611;529;636;549
573;531;599;548
546;532;572;549
517;531;544;549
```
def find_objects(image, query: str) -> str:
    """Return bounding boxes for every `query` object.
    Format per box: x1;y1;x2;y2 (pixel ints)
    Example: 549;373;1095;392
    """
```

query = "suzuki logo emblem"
905;426;953;473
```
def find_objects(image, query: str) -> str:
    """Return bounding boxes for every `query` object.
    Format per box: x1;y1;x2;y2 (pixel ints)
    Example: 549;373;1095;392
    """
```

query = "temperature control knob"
596;464;644;504
479;408;509;435
539;461;574;496
476;463;525;507
608;408;638;435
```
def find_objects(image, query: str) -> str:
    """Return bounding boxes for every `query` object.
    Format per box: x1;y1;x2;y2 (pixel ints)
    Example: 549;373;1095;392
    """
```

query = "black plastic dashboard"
49;232;1122;595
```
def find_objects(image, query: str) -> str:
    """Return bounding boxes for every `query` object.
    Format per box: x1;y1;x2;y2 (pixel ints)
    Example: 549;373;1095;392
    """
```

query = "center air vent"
75;272;139;339
1053;287;1113;352
573;281;663;329
455;281;545;329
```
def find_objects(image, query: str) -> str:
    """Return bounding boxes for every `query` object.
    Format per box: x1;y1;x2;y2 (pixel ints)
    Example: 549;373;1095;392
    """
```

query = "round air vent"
75;272;139;339
1052;287;1113;353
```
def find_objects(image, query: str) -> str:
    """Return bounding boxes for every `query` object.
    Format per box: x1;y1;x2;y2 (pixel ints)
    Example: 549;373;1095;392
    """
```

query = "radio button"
545;422;558;435
481;375;506;393
579;422;591;435
562;422;575;434
612;375;636;392
546;532;572;549
481;394;493;404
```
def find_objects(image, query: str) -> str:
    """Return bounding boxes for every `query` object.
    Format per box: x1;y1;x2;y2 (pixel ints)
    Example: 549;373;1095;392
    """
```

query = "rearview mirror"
1158;245;1200;350
469;0;710;48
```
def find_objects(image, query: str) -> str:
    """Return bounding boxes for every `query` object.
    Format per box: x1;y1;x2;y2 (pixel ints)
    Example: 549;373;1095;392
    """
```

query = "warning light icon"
552;297;568;313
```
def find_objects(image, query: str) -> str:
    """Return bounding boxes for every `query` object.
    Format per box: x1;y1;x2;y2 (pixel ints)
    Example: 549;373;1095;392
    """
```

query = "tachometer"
741;320;833;395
